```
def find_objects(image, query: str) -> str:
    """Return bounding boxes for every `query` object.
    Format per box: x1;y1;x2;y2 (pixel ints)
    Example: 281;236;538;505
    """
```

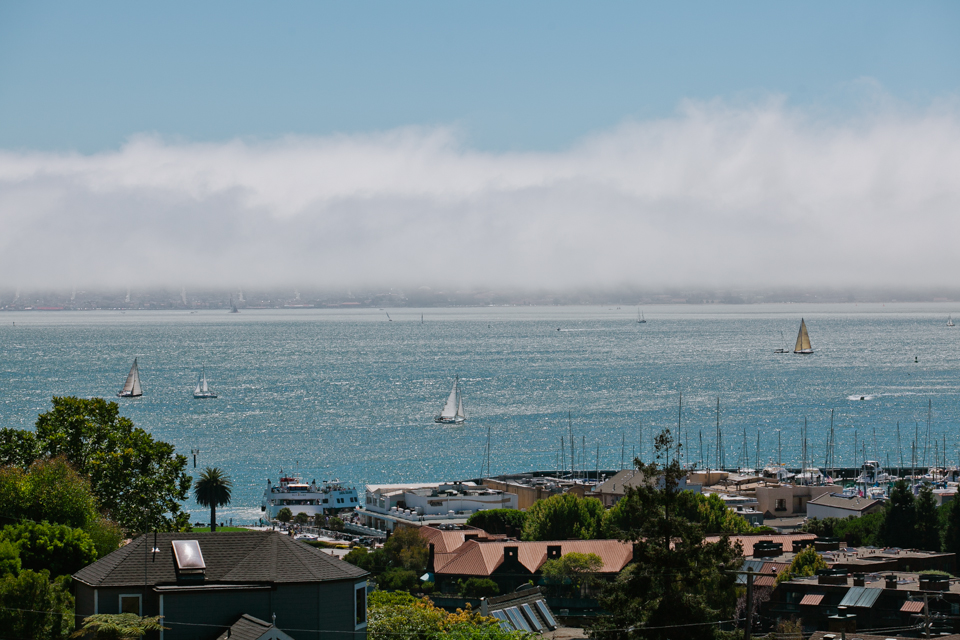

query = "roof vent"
172;540;206;577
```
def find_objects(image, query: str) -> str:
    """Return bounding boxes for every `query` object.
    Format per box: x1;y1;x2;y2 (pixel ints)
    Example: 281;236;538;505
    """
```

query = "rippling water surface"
2;303;960;522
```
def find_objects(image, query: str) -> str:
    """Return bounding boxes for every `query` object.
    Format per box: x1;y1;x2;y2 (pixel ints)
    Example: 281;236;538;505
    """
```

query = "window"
355;582;367;628
775;499;787;512
120;594;141;616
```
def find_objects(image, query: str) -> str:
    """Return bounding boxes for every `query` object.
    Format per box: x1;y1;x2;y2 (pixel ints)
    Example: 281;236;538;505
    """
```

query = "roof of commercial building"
807;492;882;512
702;533;815;557
73;532;367;588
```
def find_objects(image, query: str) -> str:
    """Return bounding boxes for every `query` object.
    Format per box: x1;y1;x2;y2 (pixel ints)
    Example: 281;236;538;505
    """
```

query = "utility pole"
744;568;754;640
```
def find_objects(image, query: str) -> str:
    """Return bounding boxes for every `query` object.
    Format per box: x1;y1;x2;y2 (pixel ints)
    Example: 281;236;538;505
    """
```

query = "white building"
358;481;519;532
806;492;883;520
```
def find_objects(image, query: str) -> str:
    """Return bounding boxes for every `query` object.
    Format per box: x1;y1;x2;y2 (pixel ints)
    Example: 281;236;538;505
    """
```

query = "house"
427;533;633;593
72;532;368;640
755;484;835;517
806;493;883;520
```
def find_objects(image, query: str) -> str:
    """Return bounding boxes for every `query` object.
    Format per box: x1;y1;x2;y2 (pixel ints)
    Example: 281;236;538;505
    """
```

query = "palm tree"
193;467;232;532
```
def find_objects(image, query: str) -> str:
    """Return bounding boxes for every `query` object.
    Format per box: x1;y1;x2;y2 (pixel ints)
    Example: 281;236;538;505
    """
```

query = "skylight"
171;540;206;571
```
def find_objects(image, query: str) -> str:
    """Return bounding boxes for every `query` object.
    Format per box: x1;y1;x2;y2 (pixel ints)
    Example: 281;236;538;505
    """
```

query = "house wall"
807;501;882;521
76;580;367;640
756;485;834;517
480;479;548;510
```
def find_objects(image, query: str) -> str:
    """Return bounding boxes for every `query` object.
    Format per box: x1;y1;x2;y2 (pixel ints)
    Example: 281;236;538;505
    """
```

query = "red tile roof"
901;600;925;613
420;526;503;554
800;594;824;606
434;539;633;577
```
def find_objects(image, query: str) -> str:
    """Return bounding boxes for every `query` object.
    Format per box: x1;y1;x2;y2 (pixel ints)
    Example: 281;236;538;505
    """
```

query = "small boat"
435;376;466;424
636;308;646;324
117;358;143;397
193;366;217;399
793;318;813;354
774;330;789;353
948;316;955;327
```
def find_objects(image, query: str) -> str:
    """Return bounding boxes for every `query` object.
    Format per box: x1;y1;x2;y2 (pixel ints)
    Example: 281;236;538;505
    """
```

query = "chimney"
464;534;479;542
885;574;898;589
547;545;562;560
427;543;435;573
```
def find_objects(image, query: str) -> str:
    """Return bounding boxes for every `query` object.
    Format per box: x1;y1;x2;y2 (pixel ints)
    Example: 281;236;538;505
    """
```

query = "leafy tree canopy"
367;591;520;640
914;485;941;552
0;457;100;530
276;507;293;523
522;493;605;541
542;552;602;597
589;429;742;640
1;397;192;531
384;527;429;573
459;577;499;598
943;496;960;556
776;547;828;584
0;569;74;640
465;509;528;535
0;520;98;579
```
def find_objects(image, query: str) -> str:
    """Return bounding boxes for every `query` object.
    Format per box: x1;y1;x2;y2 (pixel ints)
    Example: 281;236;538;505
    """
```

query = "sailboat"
434;376;466;424
636;308;646;324
117;358;143;397
193;366;217;399
948;316;955;327
774;330;789;353
793;319;813;354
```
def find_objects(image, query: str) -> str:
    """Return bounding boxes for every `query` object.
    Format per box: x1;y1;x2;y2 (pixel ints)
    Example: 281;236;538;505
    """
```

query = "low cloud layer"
2;97;959;291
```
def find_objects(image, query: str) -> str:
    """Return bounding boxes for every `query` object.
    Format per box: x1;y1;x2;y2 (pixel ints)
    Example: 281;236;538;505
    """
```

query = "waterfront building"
357;481;518;532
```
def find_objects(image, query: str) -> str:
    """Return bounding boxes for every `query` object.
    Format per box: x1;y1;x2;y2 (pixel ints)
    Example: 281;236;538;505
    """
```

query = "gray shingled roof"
214;614;294;640
73;532;367;588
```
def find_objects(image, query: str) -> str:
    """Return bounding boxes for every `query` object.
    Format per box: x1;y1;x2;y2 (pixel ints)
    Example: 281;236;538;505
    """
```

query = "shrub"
378;567;420;591
459;577;499;598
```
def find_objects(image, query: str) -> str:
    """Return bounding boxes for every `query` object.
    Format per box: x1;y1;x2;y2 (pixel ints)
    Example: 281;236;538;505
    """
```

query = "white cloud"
1;97;959;291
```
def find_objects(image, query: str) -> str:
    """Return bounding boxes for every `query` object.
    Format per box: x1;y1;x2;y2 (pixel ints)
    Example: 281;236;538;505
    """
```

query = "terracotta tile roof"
703;533;815;557
901;600;926;613
754;576;776;587
420;526;503;554
435;539;633;577
73;532;366;588
799;594;824;606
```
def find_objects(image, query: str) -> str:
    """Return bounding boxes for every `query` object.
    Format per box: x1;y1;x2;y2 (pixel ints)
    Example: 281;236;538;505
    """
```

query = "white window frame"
119;593;142;616
354;581;368;630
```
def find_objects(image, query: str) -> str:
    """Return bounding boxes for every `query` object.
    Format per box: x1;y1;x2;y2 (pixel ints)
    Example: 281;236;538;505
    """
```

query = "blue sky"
1;2;958;152
1;3;960;291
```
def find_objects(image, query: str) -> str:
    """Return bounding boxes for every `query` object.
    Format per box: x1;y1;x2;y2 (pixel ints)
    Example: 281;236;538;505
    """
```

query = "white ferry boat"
261;474;360;520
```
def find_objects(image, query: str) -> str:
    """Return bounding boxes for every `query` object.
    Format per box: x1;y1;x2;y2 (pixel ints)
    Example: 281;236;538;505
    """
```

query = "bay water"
2;303;960;523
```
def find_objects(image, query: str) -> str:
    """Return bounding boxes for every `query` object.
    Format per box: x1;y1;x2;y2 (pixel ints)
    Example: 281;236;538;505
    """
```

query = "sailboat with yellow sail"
793;319;813;354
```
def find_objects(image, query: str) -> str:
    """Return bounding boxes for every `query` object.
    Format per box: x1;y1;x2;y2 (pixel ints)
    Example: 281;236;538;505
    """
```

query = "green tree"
942;498;960;556
328;516;345;531
465;509;528;535
541;552;603;597
915;485;941;551
0;520;98;578
459;577;499;598
0;428;39;468
522;493;605;541
589;429;742;640
367;591;511;640
776;546;828;584
0;570;74;640
0;540;21;577
384;527;429;573
343;546;390;574
294;512;309;525
193;467;233;532
276;507;293;523
676;492;753;534
379;567;421;591
71;613;166;640
1;396;193;531
880;480;917;548
0;457;101;530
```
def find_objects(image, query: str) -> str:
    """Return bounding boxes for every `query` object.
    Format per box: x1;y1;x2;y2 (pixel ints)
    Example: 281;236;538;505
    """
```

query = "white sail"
194;375;203;395
436;376;465;423
794;319;813;354
119;358;142;397
194;366;216;398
